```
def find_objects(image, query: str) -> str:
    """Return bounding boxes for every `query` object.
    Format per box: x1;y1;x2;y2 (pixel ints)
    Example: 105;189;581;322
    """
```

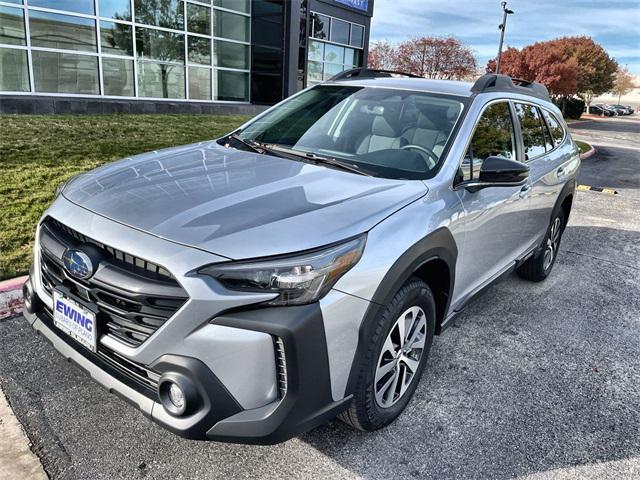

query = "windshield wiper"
224;133;267;154
261;144;373;177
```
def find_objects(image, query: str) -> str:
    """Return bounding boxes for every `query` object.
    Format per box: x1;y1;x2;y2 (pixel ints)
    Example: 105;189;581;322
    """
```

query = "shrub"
553;97;585;119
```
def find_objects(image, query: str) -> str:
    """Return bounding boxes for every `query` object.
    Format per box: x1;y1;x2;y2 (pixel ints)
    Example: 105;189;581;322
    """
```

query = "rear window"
515;103;548;160
542;109;565;147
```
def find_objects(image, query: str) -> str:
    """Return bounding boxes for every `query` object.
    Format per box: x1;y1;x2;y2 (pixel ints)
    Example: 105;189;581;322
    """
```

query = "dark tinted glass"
330;19;350;45
187;3;210;34
29;11;97;52
215;40;249;69
29;0;94;14
350;24;363;48
515;103;548;159
542;109;565;147
134;0;184;30
312;13;329;39
136;27;184;62
100;21;133;56
0;47;29;92
215;10;249;41
216;69;248;101
214;0;250;13
99;0;131;20
0;6;25;45
462;102;515;181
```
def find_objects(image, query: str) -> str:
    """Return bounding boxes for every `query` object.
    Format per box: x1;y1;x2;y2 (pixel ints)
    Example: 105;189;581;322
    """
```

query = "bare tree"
611;67;634;104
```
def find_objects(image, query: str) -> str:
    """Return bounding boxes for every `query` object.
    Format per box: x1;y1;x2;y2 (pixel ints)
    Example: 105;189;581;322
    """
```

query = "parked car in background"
610;104;634;115
22;72;580;444
588;104;616;116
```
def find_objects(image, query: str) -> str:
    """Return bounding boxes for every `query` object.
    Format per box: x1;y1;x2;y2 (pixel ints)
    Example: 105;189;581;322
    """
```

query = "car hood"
62;141;427;259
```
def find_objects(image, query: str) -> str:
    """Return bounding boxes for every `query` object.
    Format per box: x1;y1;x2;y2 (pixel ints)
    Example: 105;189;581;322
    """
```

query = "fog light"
168;383;185;409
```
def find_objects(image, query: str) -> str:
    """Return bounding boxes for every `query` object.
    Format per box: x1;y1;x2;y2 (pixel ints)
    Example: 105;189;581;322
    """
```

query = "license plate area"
53;291;97;352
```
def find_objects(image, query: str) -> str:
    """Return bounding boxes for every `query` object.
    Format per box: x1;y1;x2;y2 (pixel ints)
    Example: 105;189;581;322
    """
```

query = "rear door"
514;103;569;249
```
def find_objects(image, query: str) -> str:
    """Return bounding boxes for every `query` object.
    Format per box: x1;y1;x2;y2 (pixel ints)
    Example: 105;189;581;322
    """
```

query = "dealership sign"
335;0;369;12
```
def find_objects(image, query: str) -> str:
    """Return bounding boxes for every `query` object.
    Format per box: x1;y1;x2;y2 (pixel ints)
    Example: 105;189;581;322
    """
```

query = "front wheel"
516;208;564;282
340;277;435;431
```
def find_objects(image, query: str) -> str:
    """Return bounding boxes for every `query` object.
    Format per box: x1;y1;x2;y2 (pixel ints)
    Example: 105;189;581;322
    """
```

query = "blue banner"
335;0;369;12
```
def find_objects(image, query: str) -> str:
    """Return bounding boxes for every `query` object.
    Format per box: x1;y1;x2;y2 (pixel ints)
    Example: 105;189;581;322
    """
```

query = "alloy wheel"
543;216;562;271
374;306;427;408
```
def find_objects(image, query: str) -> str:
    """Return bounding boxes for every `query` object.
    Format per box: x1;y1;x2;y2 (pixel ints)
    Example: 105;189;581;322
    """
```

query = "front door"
451;100;532;308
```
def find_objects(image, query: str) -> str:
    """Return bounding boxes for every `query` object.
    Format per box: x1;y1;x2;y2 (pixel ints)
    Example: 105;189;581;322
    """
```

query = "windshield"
236;85;466;179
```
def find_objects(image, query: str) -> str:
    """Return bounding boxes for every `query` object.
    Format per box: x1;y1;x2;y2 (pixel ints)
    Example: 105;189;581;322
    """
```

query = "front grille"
274;337;288;398
38;217;189;348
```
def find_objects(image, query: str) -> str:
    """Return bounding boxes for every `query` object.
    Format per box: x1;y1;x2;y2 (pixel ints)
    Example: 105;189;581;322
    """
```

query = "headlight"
200;235;366;306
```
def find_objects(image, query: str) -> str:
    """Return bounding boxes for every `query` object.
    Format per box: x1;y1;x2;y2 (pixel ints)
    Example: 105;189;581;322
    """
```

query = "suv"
23;72;579;444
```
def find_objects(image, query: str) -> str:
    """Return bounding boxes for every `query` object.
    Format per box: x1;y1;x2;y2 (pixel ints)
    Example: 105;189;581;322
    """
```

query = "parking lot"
0;116;638;480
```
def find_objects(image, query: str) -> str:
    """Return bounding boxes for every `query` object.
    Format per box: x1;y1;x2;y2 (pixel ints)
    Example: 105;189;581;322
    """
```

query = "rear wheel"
340;277;435;431
517;208;564;282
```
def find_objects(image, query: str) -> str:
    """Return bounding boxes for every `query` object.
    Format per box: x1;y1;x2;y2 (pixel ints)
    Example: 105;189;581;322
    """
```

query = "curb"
0;276;27;319
580;144;597;160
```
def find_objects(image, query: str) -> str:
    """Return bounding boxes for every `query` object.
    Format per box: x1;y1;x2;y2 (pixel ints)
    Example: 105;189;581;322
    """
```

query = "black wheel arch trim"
344;227;457;397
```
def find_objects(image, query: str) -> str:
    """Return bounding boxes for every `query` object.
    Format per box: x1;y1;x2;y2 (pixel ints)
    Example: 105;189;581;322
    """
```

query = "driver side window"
460;102;516;182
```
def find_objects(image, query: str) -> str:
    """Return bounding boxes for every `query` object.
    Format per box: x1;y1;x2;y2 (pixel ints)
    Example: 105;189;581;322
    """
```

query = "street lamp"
496;1;514;74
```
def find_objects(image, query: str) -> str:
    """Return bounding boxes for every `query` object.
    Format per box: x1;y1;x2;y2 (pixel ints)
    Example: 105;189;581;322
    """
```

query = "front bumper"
24;283;351;444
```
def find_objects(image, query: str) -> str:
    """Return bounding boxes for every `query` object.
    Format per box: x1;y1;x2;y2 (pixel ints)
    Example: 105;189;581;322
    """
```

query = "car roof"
322;77;476;97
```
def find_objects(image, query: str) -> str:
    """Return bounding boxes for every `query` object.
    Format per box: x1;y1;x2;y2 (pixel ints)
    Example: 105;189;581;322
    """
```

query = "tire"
340;277;436;431
516;208;564;282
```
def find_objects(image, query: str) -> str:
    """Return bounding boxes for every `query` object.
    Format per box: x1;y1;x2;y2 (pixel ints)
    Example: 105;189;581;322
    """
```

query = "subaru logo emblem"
62;248;94;280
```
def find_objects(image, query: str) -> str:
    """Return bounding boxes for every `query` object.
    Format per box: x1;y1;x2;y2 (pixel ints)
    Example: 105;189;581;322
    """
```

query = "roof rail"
329;68;422;82
471;74;550;101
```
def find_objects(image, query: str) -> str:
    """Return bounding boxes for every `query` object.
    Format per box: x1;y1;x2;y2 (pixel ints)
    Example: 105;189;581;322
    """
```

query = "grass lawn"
0;114;250;280
575;140;592;154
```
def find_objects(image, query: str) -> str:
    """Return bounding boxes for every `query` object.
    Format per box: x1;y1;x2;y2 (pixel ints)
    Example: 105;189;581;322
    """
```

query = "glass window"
324;44;343;64
188;66;210;100
462;102;516;181
188;36;210;65
32;51;99;94
215;69;248;101
0;47;29;92
307;60;322;83
0;6;26;46
29;0;94;15
215;10;249;42
136;27;184;63
350;24;363;48
515;103;548;159
213;0;250;14
103;57;134;96
311;13;329;39
187;3;210;34
99;0;132;21
30;11;97;52
100;21;133;56
542;109;565;147
137;61;185;98
134;0;184;30
343;48;356;67
215;40;248;69
330;19;349;45
322;62;343;80
308;40;324;62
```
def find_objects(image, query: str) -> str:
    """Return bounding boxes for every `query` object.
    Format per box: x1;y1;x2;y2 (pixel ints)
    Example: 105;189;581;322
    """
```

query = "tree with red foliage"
395;36;477;80
368;41;397;70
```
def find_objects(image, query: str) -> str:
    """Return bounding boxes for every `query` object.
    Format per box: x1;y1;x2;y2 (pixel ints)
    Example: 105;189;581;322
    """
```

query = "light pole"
496;1;514;74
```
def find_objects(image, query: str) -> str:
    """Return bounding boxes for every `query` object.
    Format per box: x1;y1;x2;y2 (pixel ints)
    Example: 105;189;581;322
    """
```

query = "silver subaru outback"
23;72;580;444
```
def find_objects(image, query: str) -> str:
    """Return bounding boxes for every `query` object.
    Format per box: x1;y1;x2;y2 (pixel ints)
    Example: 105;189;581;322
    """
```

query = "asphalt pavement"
0;116;638;480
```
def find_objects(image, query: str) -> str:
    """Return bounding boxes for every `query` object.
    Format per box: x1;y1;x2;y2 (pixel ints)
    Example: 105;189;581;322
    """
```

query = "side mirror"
460;156;529;191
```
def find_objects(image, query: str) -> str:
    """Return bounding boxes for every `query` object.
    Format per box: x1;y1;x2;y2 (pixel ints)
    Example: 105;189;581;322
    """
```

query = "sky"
369;0;640;75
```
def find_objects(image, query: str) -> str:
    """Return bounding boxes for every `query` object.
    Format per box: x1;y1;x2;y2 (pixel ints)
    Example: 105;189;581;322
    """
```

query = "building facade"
0;0;373;113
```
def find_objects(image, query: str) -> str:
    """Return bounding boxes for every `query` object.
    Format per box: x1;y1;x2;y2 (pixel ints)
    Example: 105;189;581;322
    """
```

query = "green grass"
0;114;250;280
575;140;592;154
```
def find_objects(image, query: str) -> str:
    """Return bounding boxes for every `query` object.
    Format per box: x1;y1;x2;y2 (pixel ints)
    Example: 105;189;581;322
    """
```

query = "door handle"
519;184;531;197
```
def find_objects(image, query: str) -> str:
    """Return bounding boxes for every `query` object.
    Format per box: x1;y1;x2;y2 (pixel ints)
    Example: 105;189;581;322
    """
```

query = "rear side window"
515;103;548;160
542;109;565;147
460;101;516;182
